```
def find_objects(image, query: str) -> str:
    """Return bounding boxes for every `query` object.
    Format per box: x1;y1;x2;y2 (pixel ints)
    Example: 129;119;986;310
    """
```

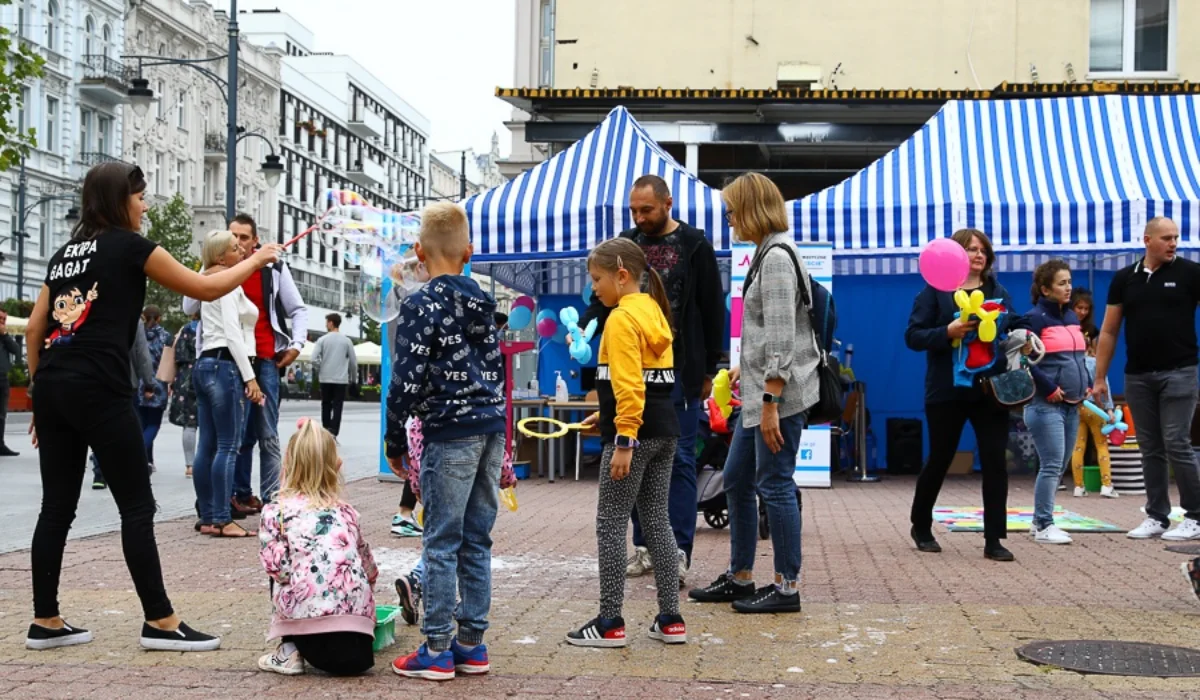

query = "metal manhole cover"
1016;640;1200;677
1165;543;1200;555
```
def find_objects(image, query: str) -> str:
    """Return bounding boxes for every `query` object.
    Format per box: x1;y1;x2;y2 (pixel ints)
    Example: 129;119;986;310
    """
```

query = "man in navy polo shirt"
1095;217;1200;541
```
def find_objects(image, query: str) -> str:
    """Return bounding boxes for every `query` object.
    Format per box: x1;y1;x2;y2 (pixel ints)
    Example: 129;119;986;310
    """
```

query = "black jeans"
285;632;374;676
910;398;1010;541
0;378;10;448
31;372;172;620
320;383;346;436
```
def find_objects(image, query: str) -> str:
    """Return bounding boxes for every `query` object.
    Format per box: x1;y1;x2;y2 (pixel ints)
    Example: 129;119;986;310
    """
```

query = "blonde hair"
201;229;237;269
278;419;343;508
722;172;789;243
419;201;470;261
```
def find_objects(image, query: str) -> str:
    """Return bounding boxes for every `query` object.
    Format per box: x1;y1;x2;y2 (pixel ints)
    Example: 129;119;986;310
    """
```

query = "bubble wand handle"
282;207;336;248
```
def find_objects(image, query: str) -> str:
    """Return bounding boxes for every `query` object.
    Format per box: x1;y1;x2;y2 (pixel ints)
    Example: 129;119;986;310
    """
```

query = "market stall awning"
791;94;1200;261
466;106;731;263
353;341;382;365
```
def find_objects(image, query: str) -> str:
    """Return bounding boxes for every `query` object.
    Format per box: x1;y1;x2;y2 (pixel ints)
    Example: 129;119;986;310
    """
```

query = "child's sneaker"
391;514;422;538
258;646;305;675
25;621;93;650
450;639;490;675
395;572;423;626
566;616;627;648
648;614;687;644
1073;486;1086;498
1100;485;1119;499
392;644;455;681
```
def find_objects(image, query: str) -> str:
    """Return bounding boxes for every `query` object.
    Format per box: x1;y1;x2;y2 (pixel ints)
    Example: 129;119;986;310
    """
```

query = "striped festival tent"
792;94;1200;272
466;106;731;294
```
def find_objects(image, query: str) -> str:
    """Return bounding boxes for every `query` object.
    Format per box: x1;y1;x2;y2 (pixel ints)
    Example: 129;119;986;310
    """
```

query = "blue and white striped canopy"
466;106;731;262
792;95;1200;257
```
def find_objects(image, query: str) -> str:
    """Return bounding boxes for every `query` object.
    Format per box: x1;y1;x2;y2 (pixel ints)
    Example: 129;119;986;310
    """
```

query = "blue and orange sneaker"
391;644;454;681
451;639;490;675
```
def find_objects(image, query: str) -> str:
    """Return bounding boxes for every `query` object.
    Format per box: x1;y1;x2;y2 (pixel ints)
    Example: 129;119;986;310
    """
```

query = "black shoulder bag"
745;245;844;425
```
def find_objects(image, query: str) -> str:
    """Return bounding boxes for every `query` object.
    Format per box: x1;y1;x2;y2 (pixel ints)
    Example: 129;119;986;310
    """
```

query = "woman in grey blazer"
688;172;818;615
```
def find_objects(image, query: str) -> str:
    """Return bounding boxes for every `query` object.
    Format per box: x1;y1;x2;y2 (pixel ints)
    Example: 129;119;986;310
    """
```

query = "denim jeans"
192;358;247;524
631;382;700;561
135;404;165;466
420;432;503;650
1124;367;1200;525
724;411;806;582
234;360;282;503
1025;398;1081;530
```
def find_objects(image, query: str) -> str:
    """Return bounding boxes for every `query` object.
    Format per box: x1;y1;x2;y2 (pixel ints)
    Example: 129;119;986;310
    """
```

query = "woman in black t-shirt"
23;162;283;653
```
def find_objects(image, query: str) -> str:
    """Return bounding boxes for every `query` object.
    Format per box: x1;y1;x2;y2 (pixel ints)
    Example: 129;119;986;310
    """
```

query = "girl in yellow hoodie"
566;238;686;648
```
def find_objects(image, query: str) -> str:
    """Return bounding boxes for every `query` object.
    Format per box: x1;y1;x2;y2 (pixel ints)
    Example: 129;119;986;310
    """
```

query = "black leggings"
286;632;374;676
910;398;1011;540
399;476;418;510
31;372;172;620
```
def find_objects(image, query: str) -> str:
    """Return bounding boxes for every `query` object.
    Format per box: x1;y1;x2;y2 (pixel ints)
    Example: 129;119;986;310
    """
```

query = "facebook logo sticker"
800;449;814;461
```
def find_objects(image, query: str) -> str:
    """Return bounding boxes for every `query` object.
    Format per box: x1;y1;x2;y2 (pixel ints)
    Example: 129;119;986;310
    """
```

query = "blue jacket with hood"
385;275;505;456
1024;297;1091;402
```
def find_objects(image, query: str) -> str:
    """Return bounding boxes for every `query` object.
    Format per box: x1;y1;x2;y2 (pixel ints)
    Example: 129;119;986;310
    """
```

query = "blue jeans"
1025;398;1081;530
234;360;282;503
192;358;247;524
420;433;503;651
632;383;701;561
724;411;806;582
135;403;166;465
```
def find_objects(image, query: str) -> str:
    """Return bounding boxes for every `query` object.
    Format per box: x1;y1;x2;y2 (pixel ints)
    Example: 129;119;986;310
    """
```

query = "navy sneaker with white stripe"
25;621;93;650
648;614;687;644
139;621;221;651
566;616;627;648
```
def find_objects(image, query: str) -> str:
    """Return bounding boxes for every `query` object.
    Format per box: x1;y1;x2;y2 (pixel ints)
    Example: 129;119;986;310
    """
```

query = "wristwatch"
762;392;784;405
614;435;640;449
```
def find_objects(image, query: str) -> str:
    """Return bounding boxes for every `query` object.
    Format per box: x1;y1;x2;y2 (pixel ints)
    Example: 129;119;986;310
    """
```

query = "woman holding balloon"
906;229;1025;562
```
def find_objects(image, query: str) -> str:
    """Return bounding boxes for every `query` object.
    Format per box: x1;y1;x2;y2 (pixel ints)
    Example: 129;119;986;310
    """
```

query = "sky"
221;0;516;158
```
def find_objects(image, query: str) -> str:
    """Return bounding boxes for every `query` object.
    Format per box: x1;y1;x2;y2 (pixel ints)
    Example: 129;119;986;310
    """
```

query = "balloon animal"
952;289;1000;346
559;307;598;364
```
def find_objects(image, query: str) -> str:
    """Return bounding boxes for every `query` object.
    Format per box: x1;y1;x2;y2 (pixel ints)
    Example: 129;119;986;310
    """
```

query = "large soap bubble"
357;242;429;324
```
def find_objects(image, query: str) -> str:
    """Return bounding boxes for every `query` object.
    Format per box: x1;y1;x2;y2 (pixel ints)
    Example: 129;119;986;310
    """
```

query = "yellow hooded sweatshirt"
596;293;680;443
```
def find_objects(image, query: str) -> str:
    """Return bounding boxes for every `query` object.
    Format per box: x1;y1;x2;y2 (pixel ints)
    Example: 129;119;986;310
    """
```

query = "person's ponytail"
646;268;674;332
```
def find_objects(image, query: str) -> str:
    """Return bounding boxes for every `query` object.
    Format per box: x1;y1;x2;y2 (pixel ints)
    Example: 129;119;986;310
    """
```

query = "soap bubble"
356;242;429;324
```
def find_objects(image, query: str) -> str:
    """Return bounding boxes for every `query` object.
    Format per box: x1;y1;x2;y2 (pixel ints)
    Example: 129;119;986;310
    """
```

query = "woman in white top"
192;230;262;538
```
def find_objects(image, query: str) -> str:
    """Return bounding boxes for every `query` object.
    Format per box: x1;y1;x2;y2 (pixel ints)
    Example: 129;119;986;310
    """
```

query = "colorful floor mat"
932;506;1124;533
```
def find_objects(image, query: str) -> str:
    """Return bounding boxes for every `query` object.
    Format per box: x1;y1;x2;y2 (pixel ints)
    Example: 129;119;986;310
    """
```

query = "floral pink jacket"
406;417;516;499
259;495;378;640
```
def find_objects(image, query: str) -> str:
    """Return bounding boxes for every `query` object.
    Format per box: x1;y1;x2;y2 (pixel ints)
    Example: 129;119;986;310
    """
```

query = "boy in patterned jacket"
384;202;505;682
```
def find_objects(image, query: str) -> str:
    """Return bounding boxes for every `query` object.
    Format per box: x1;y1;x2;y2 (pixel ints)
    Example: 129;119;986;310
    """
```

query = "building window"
156;80;165;120
98;115;111;155
84;15;95;56
102;24;112;58
176;160;185;196
539;0;555;87
17;86;29;135
38;200;49;257
155;153;164;193
79;108;93;152
45;96;58;152
1090;0;1174;75
45;0;59;52
176;91;187;129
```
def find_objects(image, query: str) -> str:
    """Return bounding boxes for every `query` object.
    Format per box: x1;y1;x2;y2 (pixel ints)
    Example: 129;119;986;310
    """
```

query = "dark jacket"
0;332;19;379
580;222;725;399
1024;298;1090;402
384;275;505;454
904;277;1027;404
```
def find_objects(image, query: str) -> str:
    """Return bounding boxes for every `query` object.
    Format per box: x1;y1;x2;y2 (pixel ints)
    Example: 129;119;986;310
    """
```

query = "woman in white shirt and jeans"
193;230;263;538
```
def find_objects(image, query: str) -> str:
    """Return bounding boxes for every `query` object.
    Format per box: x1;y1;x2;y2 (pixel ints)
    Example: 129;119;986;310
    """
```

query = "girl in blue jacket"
1023;260;1091;545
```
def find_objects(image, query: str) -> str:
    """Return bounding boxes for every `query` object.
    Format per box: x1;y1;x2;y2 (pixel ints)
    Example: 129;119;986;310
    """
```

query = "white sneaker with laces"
1162;518;1200;541
258;647;305;675
677;549;688;586
1073;487;1086;498
1127;517;1168;539
1100;485;1119;499
625;546;652;577
1033;524;1073;544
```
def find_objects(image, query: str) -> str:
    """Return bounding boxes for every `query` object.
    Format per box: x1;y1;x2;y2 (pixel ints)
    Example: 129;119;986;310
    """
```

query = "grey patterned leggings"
597;437;680;620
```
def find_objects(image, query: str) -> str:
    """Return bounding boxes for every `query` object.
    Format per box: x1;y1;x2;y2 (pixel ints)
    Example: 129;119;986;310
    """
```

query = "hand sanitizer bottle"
555;370;569;402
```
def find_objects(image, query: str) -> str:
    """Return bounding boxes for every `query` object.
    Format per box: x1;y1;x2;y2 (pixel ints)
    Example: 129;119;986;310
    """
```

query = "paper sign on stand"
730;243;834;489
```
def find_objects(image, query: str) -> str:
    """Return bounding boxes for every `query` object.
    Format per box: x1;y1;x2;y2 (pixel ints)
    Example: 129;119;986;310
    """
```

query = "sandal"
199;524;220;536
213;522;255;538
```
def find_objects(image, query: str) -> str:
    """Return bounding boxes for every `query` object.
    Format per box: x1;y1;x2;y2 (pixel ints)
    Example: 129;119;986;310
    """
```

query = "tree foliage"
360;315;381;344
144;194;197;332
0;0;46;172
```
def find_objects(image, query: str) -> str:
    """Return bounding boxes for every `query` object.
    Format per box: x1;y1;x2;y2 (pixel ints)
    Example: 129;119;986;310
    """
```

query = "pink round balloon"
513;295;535;311
919;238;970;292
536;317;557;338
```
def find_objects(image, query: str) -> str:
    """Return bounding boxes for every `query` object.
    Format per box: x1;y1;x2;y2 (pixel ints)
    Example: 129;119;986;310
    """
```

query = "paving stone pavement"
2;469;1200;699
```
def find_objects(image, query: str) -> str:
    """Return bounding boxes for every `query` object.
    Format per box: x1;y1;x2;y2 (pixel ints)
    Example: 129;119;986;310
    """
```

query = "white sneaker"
1033;524;1073;544
1100;485;1119;499
258;647;305;675
1127;517;1168;539
625;546;653;577
1162;518;1200;541
1073;487;1086;498
677;549;689;586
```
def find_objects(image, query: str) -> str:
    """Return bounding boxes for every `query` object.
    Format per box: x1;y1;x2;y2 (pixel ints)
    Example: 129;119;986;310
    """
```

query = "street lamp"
237;131;284;189
123;0;277;221
11;158;80;300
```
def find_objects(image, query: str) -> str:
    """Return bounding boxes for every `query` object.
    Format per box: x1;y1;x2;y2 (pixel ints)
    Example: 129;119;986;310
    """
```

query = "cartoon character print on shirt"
45;282;99;348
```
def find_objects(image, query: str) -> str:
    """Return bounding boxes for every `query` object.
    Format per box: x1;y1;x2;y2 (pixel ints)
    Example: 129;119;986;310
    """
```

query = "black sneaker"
566;616;627;648
984;542;1015;562
0;445;19;457
911;526;942;553
395;571;423;626
648;614;687;644
688;572;755;603
139;621;221;651
732;584;802;614
25;621;93;650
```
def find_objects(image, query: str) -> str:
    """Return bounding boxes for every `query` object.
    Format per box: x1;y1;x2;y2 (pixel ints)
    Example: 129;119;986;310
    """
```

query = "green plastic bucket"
374;605;402;652
1083;465;1102;493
